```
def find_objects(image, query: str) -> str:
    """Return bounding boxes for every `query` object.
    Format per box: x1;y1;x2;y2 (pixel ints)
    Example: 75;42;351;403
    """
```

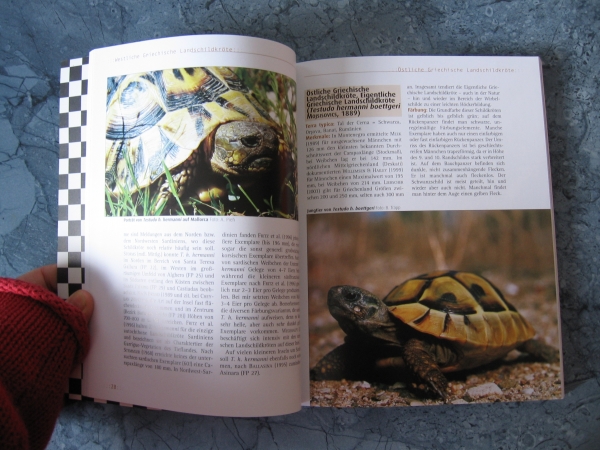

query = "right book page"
297;56;562;406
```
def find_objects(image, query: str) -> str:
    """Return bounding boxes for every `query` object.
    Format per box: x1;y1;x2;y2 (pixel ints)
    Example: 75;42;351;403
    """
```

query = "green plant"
105;67;298;218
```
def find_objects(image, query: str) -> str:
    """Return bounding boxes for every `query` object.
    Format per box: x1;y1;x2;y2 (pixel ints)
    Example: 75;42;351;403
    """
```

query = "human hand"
17;264;94;322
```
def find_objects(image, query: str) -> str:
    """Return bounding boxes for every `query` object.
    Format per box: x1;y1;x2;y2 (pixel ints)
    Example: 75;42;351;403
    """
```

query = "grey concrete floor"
1;0;599;448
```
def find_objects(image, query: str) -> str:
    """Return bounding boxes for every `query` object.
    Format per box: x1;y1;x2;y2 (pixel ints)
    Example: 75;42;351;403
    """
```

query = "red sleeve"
0;277;91;450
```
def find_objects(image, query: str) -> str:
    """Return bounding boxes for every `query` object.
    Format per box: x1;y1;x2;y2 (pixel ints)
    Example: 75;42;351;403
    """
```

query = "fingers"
17;265;93;323
66;290;95;323
17;264;58;292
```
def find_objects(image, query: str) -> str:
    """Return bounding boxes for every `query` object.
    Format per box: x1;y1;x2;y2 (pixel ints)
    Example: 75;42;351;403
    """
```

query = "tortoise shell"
104;67;284;197
383;270;535;371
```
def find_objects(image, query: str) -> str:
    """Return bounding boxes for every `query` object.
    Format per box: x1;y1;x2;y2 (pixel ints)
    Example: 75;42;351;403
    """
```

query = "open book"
57;35;562;416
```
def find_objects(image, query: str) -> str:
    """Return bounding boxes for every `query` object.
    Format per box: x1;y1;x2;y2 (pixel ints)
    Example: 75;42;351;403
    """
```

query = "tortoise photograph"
104;66;297;218
308;210;562;406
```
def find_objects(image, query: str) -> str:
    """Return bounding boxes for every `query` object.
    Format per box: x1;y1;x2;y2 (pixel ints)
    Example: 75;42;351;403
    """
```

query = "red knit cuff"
0;379;29;449
0;278;90;363
0;277;91;450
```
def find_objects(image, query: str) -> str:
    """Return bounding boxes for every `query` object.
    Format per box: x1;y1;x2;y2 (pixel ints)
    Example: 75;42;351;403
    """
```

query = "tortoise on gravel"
104;66;293;215
311;270;559;399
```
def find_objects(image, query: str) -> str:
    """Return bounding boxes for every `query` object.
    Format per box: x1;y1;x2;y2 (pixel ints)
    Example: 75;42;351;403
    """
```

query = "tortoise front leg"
154;168;190;213
401;338;448;399
311;342;376;381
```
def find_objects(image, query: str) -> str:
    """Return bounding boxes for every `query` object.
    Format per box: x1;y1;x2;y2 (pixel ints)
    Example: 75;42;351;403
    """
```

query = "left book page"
58;35;301;417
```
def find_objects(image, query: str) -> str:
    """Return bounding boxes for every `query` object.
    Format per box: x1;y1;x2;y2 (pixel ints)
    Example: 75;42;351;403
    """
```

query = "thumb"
66;290;95;323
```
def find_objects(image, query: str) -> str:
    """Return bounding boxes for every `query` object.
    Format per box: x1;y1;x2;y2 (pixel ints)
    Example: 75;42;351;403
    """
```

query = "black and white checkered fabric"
58;57;88;398
58;57;88;299
56;57;146;409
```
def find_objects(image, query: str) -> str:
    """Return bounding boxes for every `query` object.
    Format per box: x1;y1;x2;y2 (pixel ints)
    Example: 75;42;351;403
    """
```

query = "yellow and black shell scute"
104;67;283;194
383;271;535;371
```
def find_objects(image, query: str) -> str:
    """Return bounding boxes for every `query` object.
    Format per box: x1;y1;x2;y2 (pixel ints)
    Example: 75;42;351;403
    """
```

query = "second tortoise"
311;270;559;399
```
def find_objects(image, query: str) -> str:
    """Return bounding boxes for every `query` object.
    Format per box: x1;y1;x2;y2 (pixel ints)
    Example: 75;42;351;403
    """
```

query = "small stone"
465;382;503;400
522;388;534;395
498;379;519;390
466;375;480;385
449;383;464;394
376;393;390;402
410;401;425;406
451;399;469;405
352;381;371;389
504;349;521;361
391;382;407;389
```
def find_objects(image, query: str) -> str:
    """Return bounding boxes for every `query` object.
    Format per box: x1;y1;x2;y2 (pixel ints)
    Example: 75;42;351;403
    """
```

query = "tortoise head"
210;121;279;177
328;286;399;343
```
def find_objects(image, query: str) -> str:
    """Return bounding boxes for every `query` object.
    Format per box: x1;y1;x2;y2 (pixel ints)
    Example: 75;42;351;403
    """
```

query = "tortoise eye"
345;291;360;301
353;306;361;313
241;136;261;148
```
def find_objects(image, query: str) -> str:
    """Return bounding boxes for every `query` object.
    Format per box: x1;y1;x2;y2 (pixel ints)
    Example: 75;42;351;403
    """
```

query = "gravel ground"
309;273;562;407
310;358;563;407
